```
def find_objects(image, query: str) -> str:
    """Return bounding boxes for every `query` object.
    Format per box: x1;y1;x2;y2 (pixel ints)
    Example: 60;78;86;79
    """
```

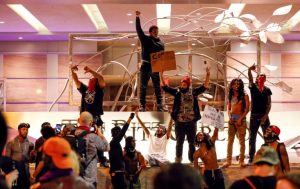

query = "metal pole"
257;39;261;75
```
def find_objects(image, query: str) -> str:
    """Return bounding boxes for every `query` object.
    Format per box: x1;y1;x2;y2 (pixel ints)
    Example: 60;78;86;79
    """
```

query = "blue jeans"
175;121;196;162
139;63;162;107
248;114;270;162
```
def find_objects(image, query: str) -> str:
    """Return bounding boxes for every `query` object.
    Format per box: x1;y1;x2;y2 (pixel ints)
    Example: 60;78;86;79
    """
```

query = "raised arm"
204;67;210;88
84;66;106;88
135;111;150;138
166;117;173;139
211;127;219;143
135;11;146;42
112;113;135;143
248;64;256;87
71;65;82;89
160;71;166;87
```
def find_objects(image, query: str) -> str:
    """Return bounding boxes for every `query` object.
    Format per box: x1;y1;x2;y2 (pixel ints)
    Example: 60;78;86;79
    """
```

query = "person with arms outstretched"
160;67;210;163
136;111;173;166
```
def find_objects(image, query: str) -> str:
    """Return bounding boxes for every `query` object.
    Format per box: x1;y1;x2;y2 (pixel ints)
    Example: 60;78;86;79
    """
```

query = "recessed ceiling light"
0;21;4;24
18;37;23;40
82;4;108;33
192;43;196;46
36;89;42;94
131;43;135;46
129;21;133;24
127;13;132;16
8;4;50;34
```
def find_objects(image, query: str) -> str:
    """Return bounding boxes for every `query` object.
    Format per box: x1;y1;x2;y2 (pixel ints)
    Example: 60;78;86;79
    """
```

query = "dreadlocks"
195;132;214;151
228;78;246;112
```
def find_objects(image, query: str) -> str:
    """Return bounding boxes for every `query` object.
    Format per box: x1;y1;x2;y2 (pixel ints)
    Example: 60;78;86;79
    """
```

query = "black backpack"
64;131;95;177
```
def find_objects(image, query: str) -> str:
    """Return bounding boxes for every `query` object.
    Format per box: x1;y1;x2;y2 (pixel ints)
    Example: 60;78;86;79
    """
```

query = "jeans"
139;63;162;107
227;119;247;163
175;121;197;162
203;169;225;189
248;114;270;162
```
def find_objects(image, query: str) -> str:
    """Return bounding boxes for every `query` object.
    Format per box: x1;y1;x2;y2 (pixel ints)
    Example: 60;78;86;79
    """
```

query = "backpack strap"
77;130;90;138
276;143;286;174
77;131;96;169
243;177;256;189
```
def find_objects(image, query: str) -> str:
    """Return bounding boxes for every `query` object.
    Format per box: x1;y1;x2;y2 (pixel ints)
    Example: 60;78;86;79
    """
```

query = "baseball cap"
43;137;73;169
18;123;30;130
181;76;191;86
270;125;280;136
253;146;279;165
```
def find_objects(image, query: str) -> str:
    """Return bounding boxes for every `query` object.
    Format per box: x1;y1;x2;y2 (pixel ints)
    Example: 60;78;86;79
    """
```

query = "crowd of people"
0;10;299;189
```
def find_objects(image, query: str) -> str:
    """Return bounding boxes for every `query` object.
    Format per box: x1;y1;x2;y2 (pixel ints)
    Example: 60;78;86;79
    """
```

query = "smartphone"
55;124;62;135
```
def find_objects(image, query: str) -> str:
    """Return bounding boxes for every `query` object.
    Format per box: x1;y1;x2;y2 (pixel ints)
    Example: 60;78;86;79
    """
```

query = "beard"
179;87;189;93
264;134;277;143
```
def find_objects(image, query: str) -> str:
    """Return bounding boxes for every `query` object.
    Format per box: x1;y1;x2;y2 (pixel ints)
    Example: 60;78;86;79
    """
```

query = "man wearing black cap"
6;123;34;184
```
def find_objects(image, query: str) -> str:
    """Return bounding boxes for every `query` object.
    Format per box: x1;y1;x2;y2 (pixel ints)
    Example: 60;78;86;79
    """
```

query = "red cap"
181;76;191;86
270;125;280;136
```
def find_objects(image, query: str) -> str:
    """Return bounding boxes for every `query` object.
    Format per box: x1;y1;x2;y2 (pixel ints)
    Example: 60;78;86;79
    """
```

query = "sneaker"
139;105;146;112
239;162;247;168
221;162;231;169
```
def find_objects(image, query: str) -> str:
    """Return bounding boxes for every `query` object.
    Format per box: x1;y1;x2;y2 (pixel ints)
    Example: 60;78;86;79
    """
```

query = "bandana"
88;78;97;92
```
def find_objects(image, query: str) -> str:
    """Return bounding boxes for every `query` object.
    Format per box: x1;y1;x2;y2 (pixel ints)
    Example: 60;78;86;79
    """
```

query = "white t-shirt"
148;132;168;158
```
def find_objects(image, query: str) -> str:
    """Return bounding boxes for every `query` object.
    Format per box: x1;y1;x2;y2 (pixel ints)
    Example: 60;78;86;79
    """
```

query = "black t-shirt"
78;81;104;116
230;176;276;189
109;123;130;173
249;84;272;115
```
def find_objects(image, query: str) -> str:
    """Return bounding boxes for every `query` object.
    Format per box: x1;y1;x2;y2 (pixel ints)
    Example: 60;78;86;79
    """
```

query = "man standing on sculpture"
136;10;164;111
161;67;210;163
222;78;249;168
248;64;272;164
71;65;109;167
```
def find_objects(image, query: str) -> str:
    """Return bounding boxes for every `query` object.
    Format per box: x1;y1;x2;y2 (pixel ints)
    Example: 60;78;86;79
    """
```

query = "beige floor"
97;163;300;189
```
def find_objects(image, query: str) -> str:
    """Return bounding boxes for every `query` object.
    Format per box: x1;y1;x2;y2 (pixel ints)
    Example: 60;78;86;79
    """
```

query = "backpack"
64;131;95;177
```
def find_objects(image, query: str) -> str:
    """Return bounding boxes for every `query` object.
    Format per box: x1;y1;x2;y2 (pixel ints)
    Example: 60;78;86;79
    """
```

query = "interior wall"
227;41;300;111
0;40;299;112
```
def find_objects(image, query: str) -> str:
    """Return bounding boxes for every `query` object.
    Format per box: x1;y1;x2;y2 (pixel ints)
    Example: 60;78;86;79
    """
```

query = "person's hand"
129;112;135;119
236;118;242;126
71;65;78;72
84;66;91;74
136;11;141;17
249;64;256;71
5;170;19;189
228;118;234;125
206;67;210;75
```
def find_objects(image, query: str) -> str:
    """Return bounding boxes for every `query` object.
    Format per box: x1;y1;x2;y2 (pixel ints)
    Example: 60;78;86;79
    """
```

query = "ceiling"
0;0;300;41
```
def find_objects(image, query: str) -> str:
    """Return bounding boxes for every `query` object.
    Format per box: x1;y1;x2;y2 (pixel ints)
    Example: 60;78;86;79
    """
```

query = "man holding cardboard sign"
136;10;164;112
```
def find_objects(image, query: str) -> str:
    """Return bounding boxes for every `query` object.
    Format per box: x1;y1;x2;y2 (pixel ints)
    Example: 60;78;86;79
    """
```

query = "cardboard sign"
202;105;224;129
150;51;176;72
